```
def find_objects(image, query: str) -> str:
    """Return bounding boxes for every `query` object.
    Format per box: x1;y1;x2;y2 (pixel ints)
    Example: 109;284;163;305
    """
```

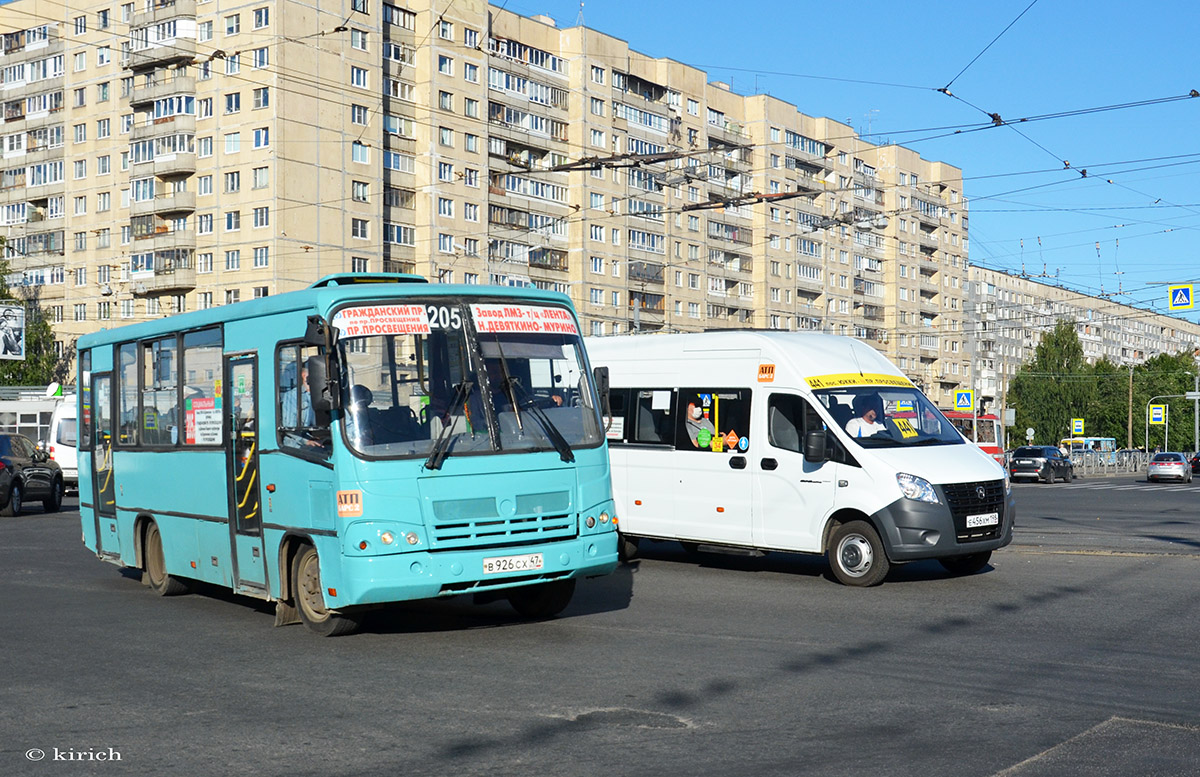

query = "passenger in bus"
845;393;886;438
280;364;315;428
684;401;716;448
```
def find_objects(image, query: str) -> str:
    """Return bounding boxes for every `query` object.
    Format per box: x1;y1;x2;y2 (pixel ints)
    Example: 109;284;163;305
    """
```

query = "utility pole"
1127;365;1133;450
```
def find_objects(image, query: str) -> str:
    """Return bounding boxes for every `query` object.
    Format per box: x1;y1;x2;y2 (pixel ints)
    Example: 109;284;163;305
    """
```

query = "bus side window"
607;389;629;443
767;394;803;452
277;344;330;456
632;389;673;445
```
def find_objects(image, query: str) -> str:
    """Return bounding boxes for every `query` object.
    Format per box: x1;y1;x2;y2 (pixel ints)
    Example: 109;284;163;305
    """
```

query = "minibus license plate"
482;553;544;575
966;512;999;528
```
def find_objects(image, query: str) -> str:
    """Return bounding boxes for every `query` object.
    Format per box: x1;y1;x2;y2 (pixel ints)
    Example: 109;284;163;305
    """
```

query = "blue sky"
514;0;1200;322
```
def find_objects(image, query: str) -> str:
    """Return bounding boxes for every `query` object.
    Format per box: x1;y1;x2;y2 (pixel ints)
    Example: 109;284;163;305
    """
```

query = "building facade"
3;0;1153;411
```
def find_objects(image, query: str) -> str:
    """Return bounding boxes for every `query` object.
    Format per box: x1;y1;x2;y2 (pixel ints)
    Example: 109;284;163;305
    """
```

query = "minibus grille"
941;480;1005;543
430;512;577;550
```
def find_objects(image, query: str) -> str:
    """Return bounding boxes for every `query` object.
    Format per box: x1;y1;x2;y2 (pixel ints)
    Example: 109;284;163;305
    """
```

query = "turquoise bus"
77;274;618;635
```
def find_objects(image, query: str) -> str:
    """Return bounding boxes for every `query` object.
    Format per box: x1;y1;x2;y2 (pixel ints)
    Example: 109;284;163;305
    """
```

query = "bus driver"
845;393;886;438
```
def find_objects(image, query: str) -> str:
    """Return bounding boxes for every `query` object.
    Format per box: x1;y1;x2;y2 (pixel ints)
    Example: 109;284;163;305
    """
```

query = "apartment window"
590;97;604;116
465;134;478;153
590;129;605;147
464;98;479;118
226;14;240;35
438;20;453;39
254;247;269;268
253;207;269;228
74;160;87;179
198;20;213;41
98;9;110;28
253;127;269;148
351;66;368;89
352;181;369;202
463;169;478;187
74;52;86;72
438;234;454;253
224;133;241;153
225;250;241;270
74;196;88;216
225;211;240;231
253;7;269;28
198;176;213;195
225;93;241;114
97;82;110;103
223;171;240;193
351;257;368;273
438;56;454;75
198;253;213;273
438;127;453;146
463;203;478;222
225;54;240;75
352;142;369;163
590;65;605;84
74;16;87;34
97;192;111;212
464;28;479;48
464;63;479;83
252;48;268;69
438;162;453;181
74;304;87;322
437;197;453;217
352;0;367;11
253;87;269;109
462;239;479;256
351;218;368;239
687;98;699;116
225;290;240;305
252;167;269;189
199;98;213;118
74;232;87;251
199;62;211;81
73;124;86;143
590;225;603;241
438;91;453;110
121;300;134;318
351;104;368;125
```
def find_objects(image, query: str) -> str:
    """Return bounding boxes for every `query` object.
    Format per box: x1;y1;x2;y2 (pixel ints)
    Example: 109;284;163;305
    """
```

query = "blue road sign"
1169;284;1194;311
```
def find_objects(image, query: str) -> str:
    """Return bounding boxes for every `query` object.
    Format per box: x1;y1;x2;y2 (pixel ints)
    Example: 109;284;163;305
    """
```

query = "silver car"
1148;452;1192;483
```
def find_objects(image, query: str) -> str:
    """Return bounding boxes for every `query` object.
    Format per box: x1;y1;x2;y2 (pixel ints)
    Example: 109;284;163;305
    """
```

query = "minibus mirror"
592;366;612;430
303;315;327;346
803;429;828;463
306;355;339;415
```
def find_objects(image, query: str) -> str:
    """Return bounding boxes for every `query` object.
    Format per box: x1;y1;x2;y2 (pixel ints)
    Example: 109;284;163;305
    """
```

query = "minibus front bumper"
870;485;1015;562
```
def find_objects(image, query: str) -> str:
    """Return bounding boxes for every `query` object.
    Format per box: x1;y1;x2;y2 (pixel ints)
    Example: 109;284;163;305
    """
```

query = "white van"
587;331;1014;586
46;399;78;490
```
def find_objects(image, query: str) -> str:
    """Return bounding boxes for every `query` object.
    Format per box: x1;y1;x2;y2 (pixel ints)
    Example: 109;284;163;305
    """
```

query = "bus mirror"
303;315;327;346
804;429;827;463
592;366;612;430
306;355;339;415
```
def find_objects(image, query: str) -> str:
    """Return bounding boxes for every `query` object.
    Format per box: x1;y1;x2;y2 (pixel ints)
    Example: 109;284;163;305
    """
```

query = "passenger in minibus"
845;393;886;438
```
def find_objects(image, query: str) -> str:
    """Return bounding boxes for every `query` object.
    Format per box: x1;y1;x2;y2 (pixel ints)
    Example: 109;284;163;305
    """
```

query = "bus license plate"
482;553;544;575
966;512;999;528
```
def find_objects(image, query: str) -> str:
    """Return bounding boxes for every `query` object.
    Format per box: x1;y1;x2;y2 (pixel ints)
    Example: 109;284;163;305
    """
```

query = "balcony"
129;37;196;71
130;191;196;218
129;75;195;108
132;114;195;141
131;0;197;28
131;263;196;295
132;228;195;254
154;152;196;177
628;261;665;285
528;248;568;272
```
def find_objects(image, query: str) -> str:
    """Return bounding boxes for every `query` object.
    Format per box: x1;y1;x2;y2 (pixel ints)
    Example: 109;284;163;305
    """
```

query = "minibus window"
632;389;674;444
676;388;751;453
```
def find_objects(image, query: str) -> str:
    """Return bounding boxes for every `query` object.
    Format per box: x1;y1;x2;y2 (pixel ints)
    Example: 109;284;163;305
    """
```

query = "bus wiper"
507;378;575;463
491;339;524;435
425;380;473;470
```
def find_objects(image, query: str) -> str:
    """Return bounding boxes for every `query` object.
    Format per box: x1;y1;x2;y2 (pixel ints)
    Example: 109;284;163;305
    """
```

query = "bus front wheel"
144;521;189;596
507;579;576;618
828;520;890;587
292;546;359;637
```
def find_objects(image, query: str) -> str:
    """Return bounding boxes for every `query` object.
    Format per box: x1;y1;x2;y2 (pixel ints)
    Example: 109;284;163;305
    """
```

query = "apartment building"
1;0;975;403
969;265;1200;415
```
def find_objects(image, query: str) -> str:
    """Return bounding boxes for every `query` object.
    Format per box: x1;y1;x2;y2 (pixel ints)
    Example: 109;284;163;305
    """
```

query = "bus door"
672;388;755;546
225;353;267;593
754;392;835;552
90;372;119;557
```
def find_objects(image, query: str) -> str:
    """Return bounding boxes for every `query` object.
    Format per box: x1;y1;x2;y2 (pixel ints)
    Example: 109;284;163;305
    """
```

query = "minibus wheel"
507;579;576;618
144;521;189;596
292;545;360;637
828;520;889;587
938;551;992;576
619;533;639;562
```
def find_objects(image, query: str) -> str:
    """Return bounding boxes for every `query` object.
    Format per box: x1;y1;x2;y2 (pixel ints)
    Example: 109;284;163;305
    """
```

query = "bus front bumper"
870;492;1015;562
333;533;619;607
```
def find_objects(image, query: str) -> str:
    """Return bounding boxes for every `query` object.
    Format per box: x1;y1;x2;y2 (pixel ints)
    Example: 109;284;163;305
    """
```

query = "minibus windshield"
334;299;603;460
815;386;965;449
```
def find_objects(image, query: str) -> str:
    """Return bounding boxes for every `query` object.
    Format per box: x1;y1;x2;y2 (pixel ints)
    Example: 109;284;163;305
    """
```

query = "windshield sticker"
805;372;915;390
332;305;431;337
893;418;919;439
471;304;579;335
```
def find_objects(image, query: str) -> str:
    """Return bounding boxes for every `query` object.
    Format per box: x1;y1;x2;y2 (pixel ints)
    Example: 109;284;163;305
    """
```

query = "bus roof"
78;275;577;349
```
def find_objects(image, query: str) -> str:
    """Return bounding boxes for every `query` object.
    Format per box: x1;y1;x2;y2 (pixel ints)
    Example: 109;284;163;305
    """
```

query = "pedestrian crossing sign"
955;390;973;411
1168;284;1194;311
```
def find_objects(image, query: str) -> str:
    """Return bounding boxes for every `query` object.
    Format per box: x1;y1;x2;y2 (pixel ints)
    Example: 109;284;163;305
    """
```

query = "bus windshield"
815;386;965;449
335;299;603;460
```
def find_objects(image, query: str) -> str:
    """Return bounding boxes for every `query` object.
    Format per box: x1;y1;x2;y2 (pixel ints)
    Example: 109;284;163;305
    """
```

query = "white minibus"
587;331;1014;586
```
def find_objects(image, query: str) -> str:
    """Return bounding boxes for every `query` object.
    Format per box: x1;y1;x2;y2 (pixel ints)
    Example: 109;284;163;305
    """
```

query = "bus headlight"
380;531;395;546
599;511;610;524
896;472;939;504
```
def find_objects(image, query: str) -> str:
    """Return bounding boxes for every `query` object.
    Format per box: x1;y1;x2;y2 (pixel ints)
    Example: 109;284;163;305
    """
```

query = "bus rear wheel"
144;521;189;596
292;545;359;637
507;579;576;618
828;520;889;587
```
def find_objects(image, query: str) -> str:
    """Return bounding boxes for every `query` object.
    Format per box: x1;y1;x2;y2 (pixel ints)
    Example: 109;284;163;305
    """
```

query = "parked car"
44;400;78;491
0;432;65;515
1189;453;1200;474
1009;445;1074;483
1148;452;1192;483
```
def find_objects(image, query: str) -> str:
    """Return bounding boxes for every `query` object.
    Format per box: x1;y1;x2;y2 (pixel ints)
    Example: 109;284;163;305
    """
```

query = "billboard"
0;304;25;361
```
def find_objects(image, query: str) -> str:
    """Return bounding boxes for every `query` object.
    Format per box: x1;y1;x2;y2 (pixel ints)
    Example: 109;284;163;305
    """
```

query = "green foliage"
0;259;74;386
1007;319;1199;450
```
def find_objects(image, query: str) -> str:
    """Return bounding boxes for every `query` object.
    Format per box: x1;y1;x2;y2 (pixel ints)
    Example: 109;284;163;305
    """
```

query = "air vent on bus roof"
308;273;428;288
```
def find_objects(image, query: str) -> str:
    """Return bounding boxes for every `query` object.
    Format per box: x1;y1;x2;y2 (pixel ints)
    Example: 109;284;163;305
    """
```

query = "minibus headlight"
599;511;610;524
585;515;596;529
896;472;939;504
380;531;395;546
1003;471;1011;495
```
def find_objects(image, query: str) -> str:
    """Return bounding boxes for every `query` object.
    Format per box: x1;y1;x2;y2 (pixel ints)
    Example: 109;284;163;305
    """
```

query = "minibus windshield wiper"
424;380;473;470
491;339;524;435
506;378;575;463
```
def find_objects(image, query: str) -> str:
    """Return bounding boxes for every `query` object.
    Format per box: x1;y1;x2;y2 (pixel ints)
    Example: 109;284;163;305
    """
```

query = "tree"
1135;352;1198;452
1008;320;1094;445
0;259;74;387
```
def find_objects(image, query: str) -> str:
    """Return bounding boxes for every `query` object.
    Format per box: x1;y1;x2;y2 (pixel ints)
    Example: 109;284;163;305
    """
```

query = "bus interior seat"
368;406;421;444
828;402;853;431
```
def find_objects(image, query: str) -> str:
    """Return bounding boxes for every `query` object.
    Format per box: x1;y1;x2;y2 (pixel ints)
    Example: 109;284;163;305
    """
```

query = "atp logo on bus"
757;364;776;382
337;490;364;518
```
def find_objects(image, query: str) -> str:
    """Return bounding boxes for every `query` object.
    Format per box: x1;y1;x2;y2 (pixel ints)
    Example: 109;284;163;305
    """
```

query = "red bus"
941;410;1004;465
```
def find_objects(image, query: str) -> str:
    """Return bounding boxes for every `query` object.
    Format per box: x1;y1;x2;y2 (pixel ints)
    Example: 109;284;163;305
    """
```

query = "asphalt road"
2;486;1198;777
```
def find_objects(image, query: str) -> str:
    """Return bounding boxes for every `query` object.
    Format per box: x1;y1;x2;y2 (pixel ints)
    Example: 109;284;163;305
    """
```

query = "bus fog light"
405;532;420;545
585;516;596;528
599;511;610;524
380;531;395;545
